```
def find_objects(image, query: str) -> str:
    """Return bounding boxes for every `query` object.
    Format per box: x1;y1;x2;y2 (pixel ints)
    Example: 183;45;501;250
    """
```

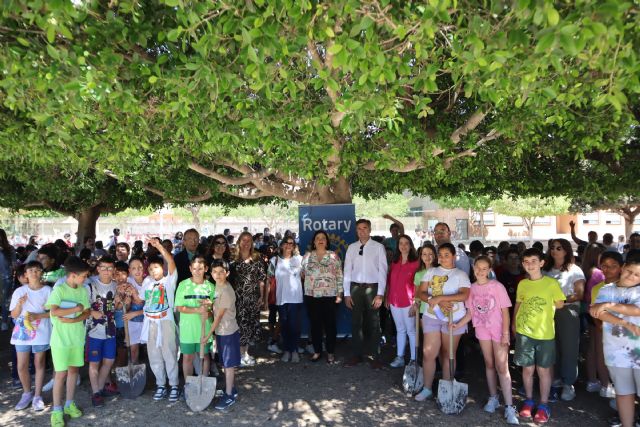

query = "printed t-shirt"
87;278;117;339
466;280;512;334
10;285;52;346
421;266;470;322
515;276;565;340
139;270;178;323
175;279;216;344
45;283;90;348
595;283;640;369
214;283;239;336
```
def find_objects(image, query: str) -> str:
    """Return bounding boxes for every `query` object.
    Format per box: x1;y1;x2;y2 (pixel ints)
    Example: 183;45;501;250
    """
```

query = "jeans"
305;296;337;354
350;284;381;358
555;304;580;386
390;305;417;360
278;303;303;353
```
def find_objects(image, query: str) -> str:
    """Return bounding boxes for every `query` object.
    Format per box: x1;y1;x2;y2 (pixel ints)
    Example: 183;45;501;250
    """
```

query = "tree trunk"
316;177;352;204
188;205;201;231
523;217;534;244
620;206;640;238
73;205;103;249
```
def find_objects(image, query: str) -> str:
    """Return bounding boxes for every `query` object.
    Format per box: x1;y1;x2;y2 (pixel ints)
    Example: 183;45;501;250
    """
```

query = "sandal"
311;353;321;362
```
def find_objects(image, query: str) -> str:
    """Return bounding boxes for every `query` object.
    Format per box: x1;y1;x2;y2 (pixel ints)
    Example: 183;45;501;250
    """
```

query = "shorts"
216;331;241;369
475;326;502;342
87;336;117;362
128;321;143;345
52;346;84;371
514;334;555;368
180;342;212;355
608;366;640;397
422;315;467;336
15;344;50;353
116;327;126;349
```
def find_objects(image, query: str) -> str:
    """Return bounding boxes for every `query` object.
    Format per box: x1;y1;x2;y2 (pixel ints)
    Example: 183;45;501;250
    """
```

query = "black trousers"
305;295;338;354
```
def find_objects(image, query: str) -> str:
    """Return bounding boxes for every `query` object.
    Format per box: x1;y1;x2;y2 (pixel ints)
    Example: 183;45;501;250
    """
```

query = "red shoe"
533;404;550;423
519;399;535;419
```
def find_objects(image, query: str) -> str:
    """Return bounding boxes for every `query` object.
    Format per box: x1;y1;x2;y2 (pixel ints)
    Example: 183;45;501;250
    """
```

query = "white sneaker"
586;380;601;393
600;383;616;398
414;387;433;402
42;378;55;392
281;351;291;362
241;354;256;367
267;343;283;354
484;394;501;413
561;384;576;401
504;405;519;425
291;352;300;363
389;356;405;368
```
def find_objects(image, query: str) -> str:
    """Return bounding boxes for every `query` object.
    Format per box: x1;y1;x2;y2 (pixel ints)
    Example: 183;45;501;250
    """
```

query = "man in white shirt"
343;219;388;368
433;222;470;277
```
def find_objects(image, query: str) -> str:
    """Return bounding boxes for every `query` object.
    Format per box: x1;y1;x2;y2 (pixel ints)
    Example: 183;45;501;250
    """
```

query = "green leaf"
247;46;259;63
16;37;30;47
546;7;560;26
325;27;335;38
46;44;60;60
46;26;56;43
148;76;158;84
327;44;342;55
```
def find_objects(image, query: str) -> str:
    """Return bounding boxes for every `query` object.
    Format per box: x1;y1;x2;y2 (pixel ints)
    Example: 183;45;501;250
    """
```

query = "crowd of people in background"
2;221;640;427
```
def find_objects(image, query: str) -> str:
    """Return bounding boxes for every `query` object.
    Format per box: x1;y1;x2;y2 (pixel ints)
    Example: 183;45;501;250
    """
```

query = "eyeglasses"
98;266;114;271
358;244;364;255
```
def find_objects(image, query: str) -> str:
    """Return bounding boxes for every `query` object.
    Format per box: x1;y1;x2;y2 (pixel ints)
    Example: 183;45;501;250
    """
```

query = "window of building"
604;212;622;225
581;212;599;225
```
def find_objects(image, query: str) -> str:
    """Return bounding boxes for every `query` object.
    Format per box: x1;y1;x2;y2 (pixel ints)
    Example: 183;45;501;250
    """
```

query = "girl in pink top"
452;256;517;424
385;235;419;368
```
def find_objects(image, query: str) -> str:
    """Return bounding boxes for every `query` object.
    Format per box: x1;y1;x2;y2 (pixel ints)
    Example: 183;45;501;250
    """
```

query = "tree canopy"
1;0;639;209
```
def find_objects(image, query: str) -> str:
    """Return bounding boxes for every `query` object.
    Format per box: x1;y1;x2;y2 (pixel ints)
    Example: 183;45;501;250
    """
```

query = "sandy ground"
0;326;618;427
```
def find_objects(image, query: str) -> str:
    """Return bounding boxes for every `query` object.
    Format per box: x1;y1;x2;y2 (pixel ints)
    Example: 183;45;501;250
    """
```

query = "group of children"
9;239;241;427
418;246;640;426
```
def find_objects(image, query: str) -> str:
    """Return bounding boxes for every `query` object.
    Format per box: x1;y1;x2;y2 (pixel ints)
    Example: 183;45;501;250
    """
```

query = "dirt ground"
0;324;619;427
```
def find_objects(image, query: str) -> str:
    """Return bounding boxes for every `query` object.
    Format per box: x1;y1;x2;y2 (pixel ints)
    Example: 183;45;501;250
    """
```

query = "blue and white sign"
299;204;356;336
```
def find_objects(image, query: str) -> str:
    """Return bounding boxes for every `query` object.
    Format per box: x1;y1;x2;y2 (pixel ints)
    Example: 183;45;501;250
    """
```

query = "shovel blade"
115;363;147;399
437;378;468;415
184;375;216;412
402;361;424;395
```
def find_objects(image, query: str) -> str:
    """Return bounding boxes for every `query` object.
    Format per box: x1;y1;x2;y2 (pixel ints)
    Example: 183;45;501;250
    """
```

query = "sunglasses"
359;244;364;255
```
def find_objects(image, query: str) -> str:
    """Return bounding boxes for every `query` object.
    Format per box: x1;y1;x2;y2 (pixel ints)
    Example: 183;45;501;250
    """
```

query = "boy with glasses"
87;256;118;407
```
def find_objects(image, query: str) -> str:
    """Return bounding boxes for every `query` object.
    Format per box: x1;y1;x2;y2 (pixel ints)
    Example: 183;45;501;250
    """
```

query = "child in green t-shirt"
45;257;91;427
175;256;215;380
511;248;565;424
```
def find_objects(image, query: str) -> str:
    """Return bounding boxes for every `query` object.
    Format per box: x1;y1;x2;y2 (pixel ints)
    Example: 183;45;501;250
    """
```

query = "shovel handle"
123;305;132;356
199;311;206;362
448;311;454;380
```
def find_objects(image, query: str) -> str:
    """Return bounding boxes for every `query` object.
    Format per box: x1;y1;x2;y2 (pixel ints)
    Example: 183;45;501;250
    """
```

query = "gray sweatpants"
147;320;179;387
554;304;580;386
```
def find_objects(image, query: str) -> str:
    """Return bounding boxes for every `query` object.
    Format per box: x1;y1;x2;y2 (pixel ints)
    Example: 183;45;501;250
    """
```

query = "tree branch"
450;110;487;144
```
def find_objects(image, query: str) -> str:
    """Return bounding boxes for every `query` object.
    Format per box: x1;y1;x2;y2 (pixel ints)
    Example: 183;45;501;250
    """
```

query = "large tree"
1;0;639;208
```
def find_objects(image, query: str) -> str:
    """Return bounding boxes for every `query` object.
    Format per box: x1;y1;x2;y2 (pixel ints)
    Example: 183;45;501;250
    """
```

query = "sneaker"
586;380;602;393
281;351;291;362
548;387;560;403
91;392;105;407
414;387;433;402
214;392;236;411
267;342;283;354
389;356;405;368
232;387;238;398
153;386;167;401
51;410;65;427
101;383;120;398
484;394;501;413
15;392;33;410
533;403;550;424
505;405;519;425
168;386;180;402
291;351;300;363
43;378;55;393
561;384;576;401
64;401;82;418
32;396;45;412
519;399;535;419
241;354;256;366
600;383;616;398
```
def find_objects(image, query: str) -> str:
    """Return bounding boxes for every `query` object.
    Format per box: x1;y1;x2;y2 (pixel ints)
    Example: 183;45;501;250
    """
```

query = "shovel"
437;311;467;415
403;304;424;395
115;306;147;399
184;312;216;412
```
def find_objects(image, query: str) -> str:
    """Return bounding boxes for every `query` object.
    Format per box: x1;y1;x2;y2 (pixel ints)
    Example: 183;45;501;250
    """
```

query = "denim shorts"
15;344;50;353
87;336;117;362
